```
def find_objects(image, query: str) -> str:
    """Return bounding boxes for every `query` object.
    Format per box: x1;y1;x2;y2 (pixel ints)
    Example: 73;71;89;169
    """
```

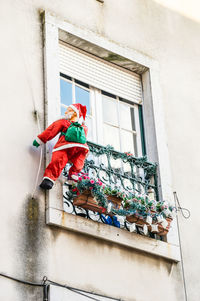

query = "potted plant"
124;197;175;235
70;173;176;236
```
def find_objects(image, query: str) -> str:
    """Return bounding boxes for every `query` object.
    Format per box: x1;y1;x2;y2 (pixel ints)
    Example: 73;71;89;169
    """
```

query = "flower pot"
106;195;122;209
157;217;172;235
73;190;105;213
126;212;172;235
148;217;172;235
73;191;122;214
126;214;142;224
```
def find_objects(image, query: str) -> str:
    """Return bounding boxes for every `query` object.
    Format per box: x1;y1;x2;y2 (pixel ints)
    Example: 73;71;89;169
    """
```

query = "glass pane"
100;154;108;168
60;78;72;107
85;116;92;141
123;161;131;175
110;157;122;173
102;96;118;126
103;124;120;151
120;102;135;131
61;104;67;116
75;85;90;115
121;130;136;155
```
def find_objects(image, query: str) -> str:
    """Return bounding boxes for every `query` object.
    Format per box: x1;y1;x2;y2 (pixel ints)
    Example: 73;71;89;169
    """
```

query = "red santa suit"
35;104;89;184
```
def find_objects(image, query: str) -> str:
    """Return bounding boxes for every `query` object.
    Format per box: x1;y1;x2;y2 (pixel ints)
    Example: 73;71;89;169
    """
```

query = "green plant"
70;173;176;220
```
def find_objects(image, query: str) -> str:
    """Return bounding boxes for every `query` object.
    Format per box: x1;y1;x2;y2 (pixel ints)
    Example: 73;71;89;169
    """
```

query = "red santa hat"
69;103;87;121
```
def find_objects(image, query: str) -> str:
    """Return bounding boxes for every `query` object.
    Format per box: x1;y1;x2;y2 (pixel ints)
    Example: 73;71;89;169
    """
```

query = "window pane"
61;104;67;116
102;96;118;126
103;124;120;151
75;85;90;115
120;102;135;131
60;78;72;106
85;116;92;141
121;130;136;155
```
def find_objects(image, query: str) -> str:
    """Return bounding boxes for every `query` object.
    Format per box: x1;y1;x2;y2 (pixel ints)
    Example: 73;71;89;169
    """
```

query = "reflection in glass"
103;124;120;151
61;104;67;116
85;117;92;141
123;161;131;175
100;154;108;168
110;157;122;173
123;178;133;191
121;130;135;155
120;103;135;131
102;96;118;126
75;85;90;115
60;79;72;107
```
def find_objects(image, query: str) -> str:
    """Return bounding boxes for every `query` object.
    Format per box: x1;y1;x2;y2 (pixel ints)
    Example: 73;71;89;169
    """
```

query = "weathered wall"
0;0;199;300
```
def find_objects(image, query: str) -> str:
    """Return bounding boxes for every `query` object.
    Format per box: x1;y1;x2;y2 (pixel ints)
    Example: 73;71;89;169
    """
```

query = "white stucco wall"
0;0;199;300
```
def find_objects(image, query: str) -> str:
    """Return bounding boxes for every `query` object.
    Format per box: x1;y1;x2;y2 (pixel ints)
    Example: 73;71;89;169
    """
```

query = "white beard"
65;113;73;120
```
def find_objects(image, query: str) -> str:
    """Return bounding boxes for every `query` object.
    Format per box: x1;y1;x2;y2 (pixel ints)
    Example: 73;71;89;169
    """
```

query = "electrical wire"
48;280;100;301
0;273;43;287
174;191;190;219
173;192;188;301
0;273;122;301
47;278;121;301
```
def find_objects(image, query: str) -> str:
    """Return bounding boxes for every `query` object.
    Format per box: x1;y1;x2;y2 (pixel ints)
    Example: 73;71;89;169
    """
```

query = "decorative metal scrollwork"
63;141;160;239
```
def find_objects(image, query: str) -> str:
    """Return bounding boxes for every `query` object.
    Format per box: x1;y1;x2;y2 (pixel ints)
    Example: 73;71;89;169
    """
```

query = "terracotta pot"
126;214;140;224
126;210;172;235
157;217;172;235
148;217;172;235
73;190;90;206
73;190;105;213
73;191;122;214
106;195;122;209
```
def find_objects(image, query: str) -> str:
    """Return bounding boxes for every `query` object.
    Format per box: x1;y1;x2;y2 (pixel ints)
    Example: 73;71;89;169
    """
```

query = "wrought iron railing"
84;141;158;201
63;141;160;239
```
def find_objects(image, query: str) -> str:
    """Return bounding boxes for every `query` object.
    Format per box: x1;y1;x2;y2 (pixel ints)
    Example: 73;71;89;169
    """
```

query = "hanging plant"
69;173;176;234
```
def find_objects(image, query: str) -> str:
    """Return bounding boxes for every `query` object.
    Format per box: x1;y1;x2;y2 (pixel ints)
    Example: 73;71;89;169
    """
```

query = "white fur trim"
54;115;68;121
54;115;80;124
36;137;44;145
69;104;79;119
52;144;89;152
43;177;55;183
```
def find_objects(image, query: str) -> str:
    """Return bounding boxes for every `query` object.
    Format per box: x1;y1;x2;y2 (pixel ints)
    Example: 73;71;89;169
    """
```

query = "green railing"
82;141;159;201
63;141;160;238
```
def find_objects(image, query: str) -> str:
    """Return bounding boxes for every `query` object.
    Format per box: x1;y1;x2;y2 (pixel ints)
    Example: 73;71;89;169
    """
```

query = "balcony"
62;141;174;241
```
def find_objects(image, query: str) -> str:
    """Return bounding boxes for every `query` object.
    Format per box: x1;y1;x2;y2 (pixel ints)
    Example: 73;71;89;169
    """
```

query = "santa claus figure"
33;103;89;190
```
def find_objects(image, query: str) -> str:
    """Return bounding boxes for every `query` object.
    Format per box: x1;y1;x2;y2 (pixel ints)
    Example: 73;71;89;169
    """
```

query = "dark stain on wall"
25;197;40;279
16;195;45;300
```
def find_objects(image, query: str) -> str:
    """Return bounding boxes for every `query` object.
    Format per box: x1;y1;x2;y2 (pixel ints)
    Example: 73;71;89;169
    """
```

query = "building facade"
0;0;199;300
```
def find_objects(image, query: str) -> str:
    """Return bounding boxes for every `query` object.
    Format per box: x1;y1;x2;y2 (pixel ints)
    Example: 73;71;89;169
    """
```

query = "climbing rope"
13;4;44;199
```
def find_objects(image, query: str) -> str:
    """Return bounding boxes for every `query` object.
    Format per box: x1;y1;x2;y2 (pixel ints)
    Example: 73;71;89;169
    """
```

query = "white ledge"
46;207;181;263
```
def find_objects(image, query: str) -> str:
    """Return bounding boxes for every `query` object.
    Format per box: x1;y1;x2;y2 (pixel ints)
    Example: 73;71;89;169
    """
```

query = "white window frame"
100;94;142;156
43;11;180;263
60;74;143;156
60;75;96;141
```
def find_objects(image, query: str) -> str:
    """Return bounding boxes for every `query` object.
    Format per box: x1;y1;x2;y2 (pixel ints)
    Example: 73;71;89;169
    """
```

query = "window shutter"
59;41;142;104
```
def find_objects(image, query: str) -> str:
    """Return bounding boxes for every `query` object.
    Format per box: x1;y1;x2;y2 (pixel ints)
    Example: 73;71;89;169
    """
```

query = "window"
44;12;180;261
59;74;144;158
60;74;93;140
59;44;151;236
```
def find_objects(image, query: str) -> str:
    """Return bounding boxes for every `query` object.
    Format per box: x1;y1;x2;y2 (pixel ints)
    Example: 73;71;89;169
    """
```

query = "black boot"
39;179;54;190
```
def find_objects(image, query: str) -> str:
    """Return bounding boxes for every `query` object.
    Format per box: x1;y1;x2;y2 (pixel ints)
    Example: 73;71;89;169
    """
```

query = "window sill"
46;207;181;263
